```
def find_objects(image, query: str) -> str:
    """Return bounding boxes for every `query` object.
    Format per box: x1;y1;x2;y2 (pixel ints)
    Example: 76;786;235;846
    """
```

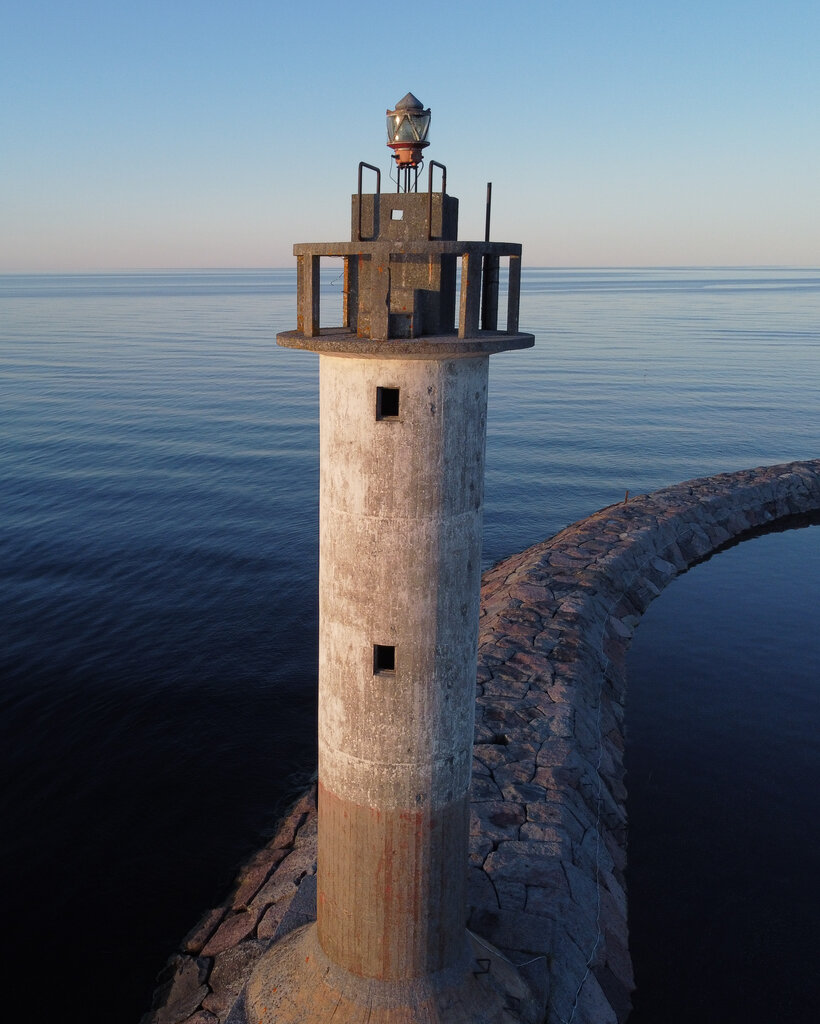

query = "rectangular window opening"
376;386;400;420
318;256;344;329
373;644;396;674
391;209;404;220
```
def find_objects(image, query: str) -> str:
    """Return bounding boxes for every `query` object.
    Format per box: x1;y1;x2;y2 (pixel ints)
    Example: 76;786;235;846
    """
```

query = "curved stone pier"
144;459;820;1024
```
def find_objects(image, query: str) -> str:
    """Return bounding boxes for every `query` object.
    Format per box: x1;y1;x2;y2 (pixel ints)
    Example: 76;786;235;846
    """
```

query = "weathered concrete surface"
264;164;537;1019
249;347;544;1021
290;186;527;342
241;924;542;1024
143;458;820;1024
315;353;489;981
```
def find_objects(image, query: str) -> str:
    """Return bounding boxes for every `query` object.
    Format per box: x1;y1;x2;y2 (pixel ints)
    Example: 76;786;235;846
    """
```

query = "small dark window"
373;644;396;674
376;386;400;420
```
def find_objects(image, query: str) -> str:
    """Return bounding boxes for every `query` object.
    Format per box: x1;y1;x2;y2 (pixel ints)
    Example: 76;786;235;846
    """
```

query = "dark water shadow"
625;518;820;1023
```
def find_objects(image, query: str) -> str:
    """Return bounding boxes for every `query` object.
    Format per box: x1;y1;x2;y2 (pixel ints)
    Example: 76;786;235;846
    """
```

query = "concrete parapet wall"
144;459;820;1024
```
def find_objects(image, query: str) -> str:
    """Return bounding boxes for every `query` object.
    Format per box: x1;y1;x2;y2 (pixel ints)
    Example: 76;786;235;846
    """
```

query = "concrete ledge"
277;327;535;357
143;459;820;1024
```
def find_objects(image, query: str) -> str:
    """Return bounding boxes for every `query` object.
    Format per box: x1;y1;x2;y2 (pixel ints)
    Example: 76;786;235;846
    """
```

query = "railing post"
458;252;481;339
302;254;320;337
507;253;521;334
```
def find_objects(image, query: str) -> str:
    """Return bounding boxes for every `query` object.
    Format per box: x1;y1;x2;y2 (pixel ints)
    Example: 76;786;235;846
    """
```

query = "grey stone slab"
256;902;288;942
468;906;555;957
470;774;504;802
601;929;634;991
231;855;283;910
201;941;266;1018
493;761;537;790
494;879;528;911
468;836;493;867
467;865;498;910
518;821;571;849
271;872;317;942
470;801;524;842
523;881;569;916
201;908;263;958
182;907;225;956
485;842;565;884
575;968;619;1024
147;956;210;1024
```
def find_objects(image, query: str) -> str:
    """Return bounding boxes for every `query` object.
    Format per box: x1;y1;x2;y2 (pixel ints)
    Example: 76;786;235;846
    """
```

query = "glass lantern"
386;92;430;168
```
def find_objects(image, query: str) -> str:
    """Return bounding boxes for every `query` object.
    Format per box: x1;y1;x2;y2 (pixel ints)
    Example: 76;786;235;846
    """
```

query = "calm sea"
1;268;818;1021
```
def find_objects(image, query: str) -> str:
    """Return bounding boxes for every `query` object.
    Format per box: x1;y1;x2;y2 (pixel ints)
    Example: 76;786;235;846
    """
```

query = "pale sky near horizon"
2;0;818;272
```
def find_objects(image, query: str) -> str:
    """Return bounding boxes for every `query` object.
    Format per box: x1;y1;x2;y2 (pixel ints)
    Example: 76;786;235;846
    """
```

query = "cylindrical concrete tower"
243;100;539;1023
317;350;488;980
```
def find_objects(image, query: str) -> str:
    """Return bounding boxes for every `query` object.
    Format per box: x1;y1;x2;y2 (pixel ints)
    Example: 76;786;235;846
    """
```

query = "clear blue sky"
2;0;818;271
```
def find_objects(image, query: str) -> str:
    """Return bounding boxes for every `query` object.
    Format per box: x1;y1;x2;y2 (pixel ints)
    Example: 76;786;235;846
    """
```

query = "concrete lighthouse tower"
242;95;540;1022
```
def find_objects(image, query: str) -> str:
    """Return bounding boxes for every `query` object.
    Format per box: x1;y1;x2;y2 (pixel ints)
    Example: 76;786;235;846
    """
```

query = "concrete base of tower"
233;923;547;1024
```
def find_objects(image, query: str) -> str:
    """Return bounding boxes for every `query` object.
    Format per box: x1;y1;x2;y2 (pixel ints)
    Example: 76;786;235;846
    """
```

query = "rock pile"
144;459;820;1024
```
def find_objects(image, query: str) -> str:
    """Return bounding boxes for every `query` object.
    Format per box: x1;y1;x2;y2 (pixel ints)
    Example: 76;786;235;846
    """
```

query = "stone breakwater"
144;459;820;1024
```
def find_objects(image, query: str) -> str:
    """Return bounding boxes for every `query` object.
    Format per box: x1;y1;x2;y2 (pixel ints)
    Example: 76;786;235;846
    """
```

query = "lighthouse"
243;94;540;1022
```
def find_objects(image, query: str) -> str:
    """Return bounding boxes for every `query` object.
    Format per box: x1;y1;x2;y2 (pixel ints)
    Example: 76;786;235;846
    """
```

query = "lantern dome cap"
392;92;425;111
386;91;431;189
